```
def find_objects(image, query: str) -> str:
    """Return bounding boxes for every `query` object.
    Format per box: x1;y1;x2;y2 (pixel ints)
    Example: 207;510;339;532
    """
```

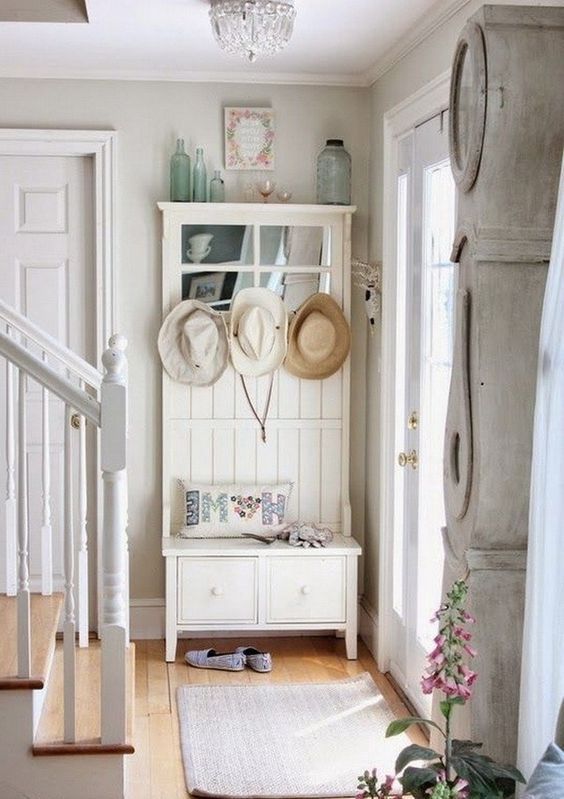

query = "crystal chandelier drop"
209;1;296;63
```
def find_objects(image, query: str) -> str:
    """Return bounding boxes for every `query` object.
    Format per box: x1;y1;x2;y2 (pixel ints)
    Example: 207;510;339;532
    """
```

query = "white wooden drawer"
267;557;346;623
177;557;257;624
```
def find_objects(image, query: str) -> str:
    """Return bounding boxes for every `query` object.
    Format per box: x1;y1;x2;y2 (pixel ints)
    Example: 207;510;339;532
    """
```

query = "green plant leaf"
487;762;526;784
452;739;483;754
395;744;441;772
451;755;498;795
385;717;445;738
399;766;440;799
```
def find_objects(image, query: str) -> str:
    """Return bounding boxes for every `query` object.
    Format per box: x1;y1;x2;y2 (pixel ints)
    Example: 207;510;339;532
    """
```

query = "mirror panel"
259;271;331;311
181;224;253;266
259;225;331;267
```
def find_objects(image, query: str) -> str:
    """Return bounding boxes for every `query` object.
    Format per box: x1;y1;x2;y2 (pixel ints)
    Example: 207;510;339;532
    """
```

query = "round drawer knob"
211;586;224;597
301;585;311;595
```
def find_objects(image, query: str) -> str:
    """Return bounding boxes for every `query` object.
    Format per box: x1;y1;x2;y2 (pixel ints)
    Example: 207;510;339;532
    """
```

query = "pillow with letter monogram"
177;481;294;538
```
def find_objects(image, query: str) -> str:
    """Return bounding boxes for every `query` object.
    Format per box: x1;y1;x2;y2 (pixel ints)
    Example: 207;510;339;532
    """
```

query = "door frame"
0;128;117;633
377;73;450;674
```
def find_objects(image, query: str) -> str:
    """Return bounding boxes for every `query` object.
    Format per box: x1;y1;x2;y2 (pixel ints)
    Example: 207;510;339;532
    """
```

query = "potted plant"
357;580;525;799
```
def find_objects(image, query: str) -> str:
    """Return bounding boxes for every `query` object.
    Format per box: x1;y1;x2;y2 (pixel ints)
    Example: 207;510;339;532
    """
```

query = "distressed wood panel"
320;428;342;526
234;427;257;484
213;428;235;483
298;429;321;523
278;428;300;521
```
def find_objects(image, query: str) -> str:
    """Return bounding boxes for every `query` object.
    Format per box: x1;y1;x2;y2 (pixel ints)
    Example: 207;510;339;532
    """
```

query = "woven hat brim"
284;293;351;380
229;288;288;377
158;300;229;386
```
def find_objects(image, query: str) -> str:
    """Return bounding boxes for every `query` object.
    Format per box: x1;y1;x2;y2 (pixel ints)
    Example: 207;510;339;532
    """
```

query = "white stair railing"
0;299;129;747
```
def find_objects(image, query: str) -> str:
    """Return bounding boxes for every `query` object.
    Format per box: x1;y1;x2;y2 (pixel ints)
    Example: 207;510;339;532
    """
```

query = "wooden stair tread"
0;593;63;689
33;639;135;756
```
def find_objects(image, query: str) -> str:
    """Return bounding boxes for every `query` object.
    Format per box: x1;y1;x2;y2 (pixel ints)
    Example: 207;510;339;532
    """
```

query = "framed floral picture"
224;107;275;171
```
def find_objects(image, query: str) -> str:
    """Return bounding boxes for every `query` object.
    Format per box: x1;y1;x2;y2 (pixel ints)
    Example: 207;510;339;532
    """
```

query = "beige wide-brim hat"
158;300;228;386
285;293;350;380
230;287;288;377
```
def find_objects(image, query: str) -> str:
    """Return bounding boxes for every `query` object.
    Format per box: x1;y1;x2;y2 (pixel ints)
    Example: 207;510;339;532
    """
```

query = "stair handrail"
0;298;102;390
0;330;100;425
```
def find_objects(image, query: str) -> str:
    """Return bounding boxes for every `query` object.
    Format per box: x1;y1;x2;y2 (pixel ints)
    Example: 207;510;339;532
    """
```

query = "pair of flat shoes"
185;646;272;673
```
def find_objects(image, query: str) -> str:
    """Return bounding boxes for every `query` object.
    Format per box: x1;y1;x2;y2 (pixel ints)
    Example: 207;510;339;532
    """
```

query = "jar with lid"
316;139;351;205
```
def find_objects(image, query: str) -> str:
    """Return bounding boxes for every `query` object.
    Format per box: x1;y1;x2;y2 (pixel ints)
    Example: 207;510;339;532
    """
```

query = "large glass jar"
316;139;351;205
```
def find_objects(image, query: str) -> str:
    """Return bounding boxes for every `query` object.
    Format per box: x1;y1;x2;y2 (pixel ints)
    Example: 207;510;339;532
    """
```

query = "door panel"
388;113;457;714
0;155;95;611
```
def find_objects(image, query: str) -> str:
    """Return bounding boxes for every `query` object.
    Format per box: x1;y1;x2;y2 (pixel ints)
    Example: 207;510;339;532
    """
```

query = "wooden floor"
128;636;427;799
34;639;135;753
0;593;63;689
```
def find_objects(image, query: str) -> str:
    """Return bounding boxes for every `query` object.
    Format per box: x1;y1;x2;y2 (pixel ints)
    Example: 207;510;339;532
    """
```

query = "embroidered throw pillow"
178;481;294;538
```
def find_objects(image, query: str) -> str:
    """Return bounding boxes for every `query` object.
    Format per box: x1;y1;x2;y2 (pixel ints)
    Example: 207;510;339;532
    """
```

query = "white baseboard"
359;598;378;659
130;598;166;640
130;597;373;642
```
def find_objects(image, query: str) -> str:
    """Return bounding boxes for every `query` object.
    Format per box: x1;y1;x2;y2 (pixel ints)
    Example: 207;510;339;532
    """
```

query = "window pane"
393;172;409;620
417;160;456;646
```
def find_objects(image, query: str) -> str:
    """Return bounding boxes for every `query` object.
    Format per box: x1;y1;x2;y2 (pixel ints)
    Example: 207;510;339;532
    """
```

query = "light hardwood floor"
128;636;427;799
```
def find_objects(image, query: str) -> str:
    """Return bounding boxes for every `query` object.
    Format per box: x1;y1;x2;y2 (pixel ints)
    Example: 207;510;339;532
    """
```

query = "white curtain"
518;153;564;779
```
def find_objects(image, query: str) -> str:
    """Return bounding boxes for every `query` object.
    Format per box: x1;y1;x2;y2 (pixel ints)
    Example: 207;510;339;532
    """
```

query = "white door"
0;155;95;616
388;112;457;714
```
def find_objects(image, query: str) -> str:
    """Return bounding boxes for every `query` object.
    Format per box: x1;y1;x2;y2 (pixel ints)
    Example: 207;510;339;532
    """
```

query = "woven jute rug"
176;672;410;798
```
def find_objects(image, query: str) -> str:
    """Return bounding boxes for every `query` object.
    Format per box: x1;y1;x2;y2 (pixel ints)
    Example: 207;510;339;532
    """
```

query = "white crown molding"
363;0;472;86
0;66;369;88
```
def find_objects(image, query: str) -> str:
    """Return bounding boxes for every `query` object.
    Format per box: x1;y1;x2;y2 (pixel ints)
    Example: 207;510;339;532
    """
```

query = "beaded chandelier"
209;1;296;63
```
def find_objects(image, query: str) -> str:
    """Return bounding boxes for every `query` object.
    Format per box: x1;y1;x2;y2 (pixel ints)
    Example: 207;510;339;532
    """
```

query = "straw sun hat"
229;287;288;377
284;293;350;380
158;300;229;386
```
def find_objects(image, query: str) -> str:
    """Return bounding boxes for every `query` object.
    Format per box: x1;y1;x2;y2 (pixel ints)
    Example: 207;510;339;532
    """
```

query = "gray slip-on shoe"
235;646;272;673
185;648;246;671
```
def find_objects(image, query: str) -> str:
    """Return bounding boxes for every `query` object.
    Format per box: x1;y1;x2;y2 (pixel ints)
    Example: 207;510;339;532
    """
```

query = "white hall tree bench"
158;202;361;662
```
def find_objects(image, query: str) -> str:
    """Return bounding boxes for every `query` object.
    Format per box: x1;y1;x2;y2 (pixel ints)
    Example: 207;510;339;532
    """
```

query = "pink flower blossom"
420;580;478;704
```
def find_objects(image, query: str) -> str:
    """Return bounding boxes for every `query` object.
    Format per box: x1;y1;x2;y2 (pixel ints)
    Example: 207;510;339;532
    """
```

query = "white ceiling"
0;0;462;86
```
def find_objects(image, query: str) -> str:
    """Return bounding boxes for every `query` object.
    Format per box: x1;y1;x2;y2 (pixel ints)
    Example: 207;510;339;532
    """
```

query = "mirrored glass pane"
181;270;253;310
181;224;253;266
259;226;331;267
258;271;330;311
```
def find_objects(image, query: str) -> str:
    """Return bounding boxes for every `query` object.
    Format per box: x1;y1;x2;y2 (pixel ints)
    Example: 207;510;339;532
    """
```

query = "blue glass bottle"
210;170;225;203
193;147;207;202
316;139;351;205
169;138;191;202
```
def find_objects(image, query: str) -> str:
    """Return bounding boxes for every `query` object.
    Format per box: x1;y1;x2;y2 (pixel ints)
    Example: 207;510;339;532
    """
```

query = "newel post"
100;335;128;745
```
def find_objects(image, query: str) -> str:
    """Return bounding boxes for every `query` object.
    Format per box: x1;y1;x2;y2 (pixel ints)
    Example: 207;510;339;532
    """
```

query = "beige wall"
0;78;370;601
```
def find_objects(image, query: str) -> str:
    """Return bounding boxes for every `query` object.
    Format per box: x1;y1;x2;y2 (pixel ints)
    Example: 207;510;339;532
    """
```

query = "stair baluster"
77;385;89;648
41;351;53;597
101;337;128;745
17;369;31;679
5;326;16;597
63;405;76;743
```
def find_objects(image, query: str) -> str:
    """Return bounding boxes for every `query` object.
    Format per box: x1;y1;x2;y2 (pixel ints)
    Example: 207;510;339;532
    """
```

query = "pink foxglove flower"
420;580;477;704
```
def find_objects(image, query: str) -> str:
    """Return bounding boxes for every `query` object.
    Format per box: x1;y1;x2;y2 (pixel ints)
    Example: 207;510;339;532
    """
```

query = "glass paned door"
388;112;456;715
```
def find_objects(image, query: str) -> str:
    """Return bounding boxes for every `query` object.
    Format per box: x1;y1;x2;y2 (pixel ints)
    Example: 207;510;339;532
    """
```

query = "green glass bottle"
193;147;207;202
210;170;225;203
170;138;191;202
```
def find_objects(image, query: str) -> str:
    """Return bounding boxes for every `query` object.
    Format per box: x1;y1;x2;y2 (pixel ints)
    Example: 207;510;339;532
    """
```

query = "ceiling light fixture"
209;1;296;63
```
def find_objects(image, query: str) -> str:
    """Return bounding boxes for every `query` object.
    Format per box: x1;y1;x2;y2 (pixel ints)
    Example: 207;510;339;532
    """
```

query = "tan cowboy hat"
285;293;350;380
230;288;288;377
158;300;228;386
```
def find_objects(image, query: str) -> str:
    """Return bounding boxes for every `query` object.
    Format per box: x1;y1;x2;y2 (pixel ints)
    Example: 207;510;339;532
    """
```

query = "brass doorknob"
398;450;418;469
